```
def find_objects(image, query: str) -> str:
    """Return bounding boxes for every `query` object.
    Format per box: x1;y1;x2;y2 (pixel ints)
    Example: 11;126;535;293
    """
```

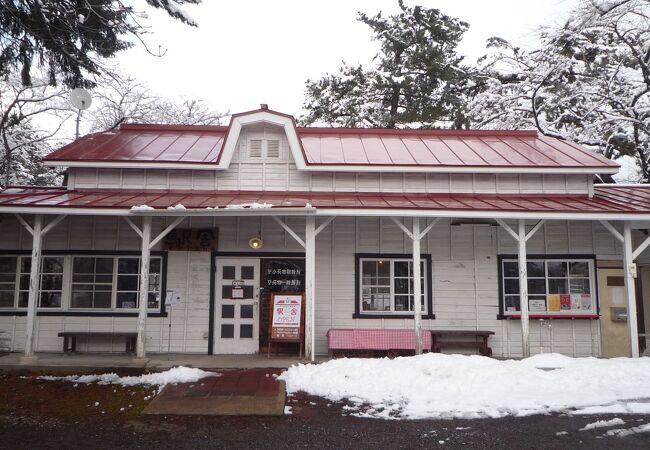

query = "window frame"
353;253;434;319
0;251;167;317
497;254;599;319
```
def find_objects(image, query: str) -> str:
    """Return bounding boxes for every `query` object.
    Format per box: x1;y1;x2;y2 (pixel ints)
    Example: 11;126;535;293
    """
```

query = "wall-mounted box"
611;307;628;322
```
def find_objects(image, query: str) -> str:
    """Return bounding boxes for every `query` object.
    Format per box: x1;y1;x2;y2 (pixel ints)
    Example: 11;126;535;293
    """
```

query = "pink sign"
270;294;303;341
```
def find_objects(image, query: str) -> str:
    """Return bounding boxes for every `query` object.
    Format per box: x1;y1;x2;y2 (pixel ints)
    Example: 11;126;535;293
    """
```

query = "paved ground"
144;369;285;415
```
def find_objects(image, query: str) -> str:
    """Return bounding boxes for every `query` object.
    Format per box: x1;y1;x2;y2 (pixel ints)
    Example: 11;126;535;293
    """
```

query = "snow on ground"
38;366;219;393
278;353;650;420
605;423;650;437
579;418;625;431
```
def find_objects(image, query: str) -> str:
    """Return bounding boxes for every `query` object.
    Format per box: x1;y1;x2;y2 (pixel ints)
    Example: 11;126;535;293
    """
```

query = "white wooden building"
1;106;650;360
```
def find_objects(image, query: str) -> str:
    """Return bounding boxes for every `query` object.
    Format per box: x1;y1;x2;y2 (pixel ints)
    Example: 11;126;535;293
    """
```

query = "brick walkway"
143;369;286;416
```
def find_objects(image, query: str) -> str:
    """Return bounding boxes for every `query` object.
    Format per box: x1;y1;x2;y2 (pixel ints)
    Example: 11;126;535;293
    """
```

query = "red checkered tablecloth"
327;328;432;351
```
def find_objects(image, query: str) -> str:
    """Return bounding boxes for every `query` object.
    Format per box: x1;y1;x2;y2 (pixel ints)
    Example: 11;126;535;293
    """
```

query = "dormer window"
248;139;280;159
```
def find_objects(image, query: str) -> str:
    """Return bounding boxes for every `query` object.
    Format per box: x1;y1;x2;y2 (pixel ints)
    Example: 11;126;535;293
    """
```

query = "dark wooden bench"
430;330;494;356
58;332;137;354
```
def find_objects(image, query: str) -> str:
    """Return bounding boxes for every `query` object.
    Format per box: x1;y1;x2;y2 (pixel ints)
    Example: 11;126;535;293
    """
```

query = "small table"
58;331;137;354
430;330;495;356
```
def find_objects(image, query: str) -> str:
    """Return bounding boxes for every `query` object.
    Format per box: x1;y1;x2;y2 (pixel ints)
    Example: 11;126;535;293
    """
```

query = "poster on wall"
548;294;560;312
529;298;546;312
560;294;571;310
270;294;303;341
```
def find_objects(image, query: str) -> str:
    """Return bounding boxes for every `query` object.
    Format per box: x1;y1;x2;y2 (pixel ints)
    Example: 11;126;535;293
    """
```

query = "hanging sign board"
162;228;218;251
269;293;304;342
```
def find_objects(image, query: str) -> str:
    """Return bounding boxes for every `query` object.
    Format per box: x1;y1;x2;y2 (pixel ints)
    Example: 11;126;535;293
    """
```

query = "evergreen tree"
0;0;200;88
468;0;650;182
301;1;476;129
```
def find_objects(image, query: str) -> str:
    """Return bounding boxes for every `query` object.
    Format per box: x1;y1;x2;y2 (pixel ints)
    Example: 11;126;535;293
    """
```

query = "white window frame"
501;257;597;317
0;255;65;310
358;257;428;315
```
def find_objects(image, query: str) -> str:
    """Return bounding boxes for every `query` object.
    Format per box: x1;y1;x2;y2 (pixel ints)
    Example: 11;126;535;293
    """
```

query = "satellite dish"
70;88;92;110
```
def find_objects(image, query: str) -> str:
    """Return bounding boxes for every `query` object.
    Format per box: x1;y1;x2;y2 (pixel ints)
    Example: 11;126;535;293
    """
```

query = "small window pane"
504;296;520;312
528;279;546;295
240;304;254;318
39;292;61;308
377;261;389;277
19;274;30;290
95;292;112;308
503;261;518;277
149;258;161;273
570;278;590;294
504;279;520;295
118;259;139;274
221;304;235;318
0;291;14;307
18;292;28;308
547;261;567;278
362;261;377;278
117;275;138;291
243;286;254;299
0;257;16;273
394;295;409;312
147;292;160;308
570;262;589;277
527;261;545;277
20;258;31;272
71;292;92;308
221;324;234;338
116;292;137;309
73;257;93;273
96;258;114;273
41;275;62;291
240;324;253;338
222;266;235;280
42;257;63;273
548;278;568;294
394;261;409;277
395;278;409;294
241;266;255;280
222;285;233;299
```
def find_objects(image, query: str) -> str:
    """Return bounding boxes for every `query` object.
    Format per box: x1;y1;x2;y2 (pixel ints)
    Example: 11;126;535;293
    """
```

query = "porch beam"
599;220;624;243
305;216;316;361
272;216;305;248
525;220;545;242
149;216;186;250
419;218;441;240
623;222;640;357
23;215;43;358
390;217;415;240
135;216;152;358
632;232;650;261
496;219;519;242
123;216;143;239
14;214;34;235
314;216;336;237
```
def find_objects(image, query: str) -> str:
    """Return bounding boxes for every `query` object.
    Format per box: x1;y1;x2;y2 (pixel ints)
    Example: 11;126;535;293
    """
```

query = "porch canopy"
2;185;650;360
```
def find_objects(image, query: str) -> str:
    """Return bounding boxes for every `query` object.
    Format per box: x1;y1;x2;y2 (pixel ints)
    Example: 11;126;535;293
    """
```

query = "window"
359;258;427;315
71;256;161;310
500;257;596;317
0;256;63;308
0;253;164;312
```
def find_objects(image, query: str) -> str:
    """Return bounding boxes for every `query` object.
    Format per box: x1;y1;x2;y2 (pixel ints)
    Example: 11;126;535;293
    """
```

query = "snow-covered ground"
278;353;650;420
38;366;219;393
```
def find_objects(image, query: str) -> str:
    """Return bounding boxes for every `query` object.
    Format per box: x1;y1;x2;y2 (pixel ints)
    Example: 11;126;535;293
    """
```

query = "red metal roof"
44;119;618;171
1;185;648;215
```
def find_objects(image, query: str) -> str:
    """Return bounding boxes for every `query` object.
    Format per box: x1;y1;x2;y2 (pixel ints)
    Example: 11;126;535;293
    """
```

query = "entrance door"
215;258;260;354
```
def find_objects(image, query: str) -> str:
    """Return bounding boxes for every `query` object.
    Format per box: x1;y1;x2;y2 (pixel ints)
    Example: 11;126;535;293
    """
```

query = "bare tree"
88;73;227;132
0;74;73;188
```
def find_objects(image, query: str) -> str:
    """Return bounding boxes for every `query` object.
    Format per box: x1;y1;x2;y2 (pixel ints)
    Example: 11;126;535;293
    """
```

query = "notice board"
268;293;304;357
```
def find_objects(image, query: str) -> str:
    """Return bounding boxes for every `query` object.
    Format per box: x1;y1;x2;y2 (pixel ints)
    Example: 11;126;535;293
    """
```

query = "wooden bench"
430;330;494;356
327;328;432;357
58;332;137;354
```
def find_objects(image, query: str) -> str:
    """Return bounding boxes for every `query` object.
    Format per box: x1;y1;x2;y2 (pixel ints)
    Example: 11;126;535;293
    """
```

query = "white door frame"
214;258;260;354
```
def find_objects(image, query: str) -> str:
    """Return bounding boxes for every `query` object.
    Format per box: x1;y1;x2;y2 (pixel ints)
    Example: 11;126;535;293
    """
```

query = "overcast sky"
112;0;581;118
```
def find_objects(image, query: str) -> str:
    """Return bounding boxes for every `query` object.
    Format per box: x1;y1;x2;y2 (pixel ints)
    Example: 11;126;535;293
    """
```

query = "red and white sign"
270;294;303;341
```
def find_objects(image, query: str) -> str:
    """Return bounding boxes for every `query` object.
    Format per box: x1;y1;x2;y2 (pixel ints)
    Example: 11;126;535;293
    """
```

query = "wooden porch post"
412;218;423;355
305;215;316;361
623;222;640;357
24;215;43;358
517;220;530;358
136;216;152;358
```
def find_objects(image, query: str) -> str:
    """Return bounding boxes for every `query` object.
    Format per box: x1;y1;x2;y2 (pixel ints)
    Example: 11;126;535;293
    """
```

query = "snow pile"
167;204;186;210
605;423;650;437
225;202;273;209
570;402;650;415
278;353;650;420
131;205;154;211
38;366;219;392
579;418;625;431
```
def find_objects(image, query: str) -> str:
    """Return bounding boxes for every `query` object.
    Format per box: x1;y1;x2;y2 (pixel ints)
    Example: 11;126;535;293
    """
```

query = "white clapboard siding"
0;213;628;356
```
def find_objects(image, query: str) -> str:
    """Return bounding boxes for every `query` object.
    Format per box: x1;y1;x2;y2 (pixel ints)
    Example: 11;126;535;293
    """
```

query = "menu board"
269;293;304;342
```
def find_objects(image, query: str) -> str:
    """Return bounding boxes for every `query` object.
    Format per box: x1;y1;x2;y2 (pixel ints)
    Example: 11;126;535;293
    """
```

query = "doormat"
142;369;286;416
